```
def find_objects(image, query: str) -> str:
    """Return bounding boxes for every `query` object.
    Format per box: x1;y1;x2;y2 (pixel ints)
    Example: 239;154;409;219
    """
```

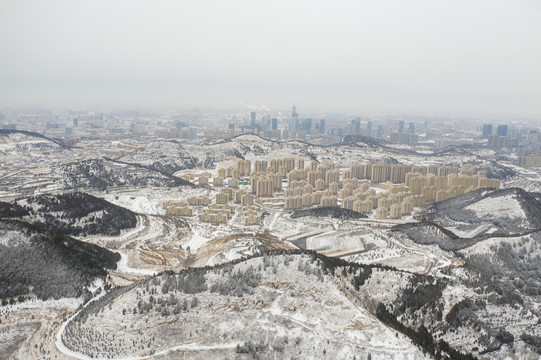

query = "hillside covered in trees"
0;219;120;302
10;192;138;236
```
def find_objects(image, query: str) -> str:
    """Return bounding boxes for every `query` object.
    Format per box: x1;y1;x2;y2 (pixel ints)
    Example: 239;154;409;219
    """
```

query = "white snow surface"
465;194;526;220
185;228;211;254
446;224;495;239
101;193;161;215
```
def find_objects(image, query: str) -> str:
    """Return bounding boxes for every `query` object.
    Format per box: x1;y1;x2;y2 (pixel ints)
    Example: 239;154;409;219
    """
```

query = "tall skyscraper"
355;117;361;136
497;124;508;137
301;118;312;135
482;124;493;139
408;122;415;134
290;106;298;134
292;106;298;119
250;112;256;132
271;118;278;130
398;120;405;133
319;119;325;134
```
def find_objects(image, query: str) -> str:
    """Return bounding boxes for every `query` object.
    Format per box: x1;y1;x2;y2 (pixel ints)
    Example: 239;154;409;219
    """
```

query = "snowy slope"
464;194;526;220
60;254;429;360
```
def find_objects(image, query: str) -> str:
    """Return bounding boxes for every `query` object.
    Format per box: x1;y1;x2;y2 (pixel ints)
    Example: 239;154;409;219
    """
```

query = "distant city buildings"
488;135;518;150
482;124;493;138
271;118;278;130
497;124;508;137
390;133;418;146
434;138;472;148
4;107;541;161
250;112;256;133
301;118;312;135
517;155;541;167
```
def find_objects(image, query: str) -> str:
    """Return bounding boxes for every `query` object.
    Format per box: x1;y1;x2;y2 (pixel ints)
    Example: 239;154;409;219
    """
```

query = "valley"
2;131;541;359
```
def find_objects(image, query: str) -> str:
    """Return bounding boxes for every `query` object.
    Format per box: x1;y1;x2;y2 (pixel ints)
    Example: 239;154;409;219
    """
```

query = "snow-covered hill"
421;188;541;233
61;253;428;360
0;131;66;157
13;192;138;236
117;139;250;173
0;219;120;301
61;158;193;190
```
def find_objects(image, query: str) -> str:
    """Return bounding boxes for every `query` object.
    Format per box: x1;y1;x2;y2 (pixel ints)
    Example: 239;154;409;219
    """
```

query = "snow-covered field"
101;193;162;215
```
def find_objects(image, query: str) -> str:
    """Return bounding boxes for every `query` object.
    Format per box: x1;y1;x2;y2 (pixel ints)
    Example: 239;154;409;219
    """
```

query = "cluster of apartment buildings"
340;163;498;218
282;161;342;209
407;172;499;201
167;157;500;224
282;160;499;218
163;201;194;217
164;185;257;225
344;163;460;183
488;135;519;150
199;204;234;225
517;155;541;168
241;205;259;226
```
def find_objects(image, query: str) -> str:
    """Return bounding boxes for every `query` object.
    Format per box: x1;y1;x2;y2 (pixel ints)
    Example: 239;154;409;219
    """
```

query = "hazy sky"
1;0;540;116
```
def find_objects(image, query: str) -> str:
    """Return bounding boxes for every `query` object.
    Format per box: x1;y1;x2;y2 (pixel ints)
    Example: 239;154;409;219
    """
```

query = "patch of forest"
61;158;193;190
0;202;29;218
290;206;368;219
18;191;137;236
379;234;541;357
0;219;120;302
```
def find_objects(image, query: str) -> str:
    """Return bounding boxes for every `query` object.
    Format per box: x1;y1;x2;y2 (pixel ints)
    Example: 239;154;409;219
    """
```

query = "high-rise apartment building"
301;118;312;135
319;119;325;134
497;124;508;137
250;112;256;132
482;124;493;139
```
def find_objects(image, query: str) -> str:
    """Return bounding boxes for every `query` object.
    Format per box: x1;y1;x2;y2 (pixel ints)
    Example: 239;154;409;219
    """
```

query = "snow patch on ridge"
465;195;526;220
